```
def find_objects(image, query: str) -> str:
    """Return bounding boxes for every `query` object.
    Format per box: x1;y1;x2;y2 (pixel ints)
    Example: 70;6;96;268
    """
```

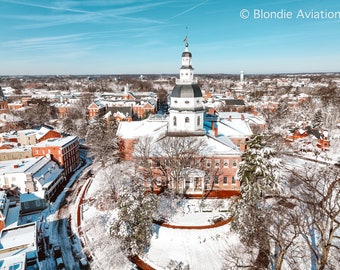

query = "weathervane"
183;26;189;47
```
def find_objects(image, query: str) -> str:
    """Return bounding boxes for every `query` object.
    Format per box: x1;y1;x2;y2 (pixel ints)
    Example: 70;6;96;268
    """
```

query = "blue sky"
1;0;340;75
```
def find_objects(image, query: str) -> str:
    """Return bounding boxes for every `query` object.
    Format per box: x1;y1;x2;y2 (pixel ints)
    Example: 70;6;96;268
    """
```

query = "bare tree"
154;135;208;194
133;136;157;191
288;166;340;270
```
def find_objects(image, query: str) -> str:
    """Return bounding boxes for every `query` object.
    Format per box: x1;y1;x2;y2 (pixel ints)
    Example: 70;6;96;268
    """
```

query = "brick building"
31;136;79;177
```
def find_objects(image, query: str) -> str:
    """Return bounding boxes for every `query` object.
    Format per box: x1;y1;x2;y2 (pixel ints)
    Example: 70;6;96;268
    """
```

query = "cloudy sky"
1;0;339;75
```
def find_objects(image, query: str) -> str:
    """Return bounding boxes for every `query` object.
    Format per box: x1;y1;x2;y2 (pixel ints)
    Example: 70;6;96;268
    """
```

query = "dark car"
53;245;62;258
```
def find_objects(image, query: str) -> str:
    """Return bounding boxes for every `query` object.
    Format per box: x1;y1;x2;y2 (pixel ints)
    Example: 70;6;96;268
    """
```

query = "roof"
33;161;63;189
171;84;202;98
117;118;168;140
33;136;78;148
0;223;36;260
222;99;245;106
0;156;46;174
35;126;53;140
218;119;253;138
182;51;192;57
148;134;240;158
0;114;22;123
20;191;45;202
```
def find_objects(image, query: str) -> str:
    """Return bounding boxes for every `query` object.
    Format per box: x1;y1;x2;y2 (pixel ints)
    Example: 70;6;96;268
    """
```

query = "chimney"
13;164;19;169
214;126;218;137
241;114;245;121
212;122;218;137
228;115;232;122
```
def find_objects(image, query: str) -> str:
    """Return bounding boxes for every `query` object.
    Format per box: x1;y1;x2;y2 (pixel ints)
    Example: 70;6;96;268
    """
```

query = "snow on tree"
229;134;283;268
89;162;134;210
85;117;119;166
83;211;132;270
153;136;208;194
236;134;282;205
82;162;136;269
133;135;158;192
312;109;323;129
110;176;157;256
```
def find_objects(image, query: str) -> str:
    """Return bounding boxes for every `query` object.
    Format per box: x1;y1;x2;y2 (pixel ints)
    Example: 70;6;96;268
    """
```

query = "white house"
0;155;66;202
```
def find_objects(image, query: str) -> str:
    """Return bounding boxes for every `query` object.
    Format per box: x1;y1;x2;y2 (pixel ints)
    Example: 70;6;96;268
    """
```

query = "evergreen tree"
229;134;282;268
238;134;282;205
312;109;323;129
85;117;119;166
110;178;157;256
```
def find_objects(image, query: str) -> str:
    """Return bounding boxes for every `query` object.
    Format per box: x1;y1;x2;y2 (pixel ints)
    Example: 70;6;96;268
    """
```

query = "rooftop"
33;136;78;148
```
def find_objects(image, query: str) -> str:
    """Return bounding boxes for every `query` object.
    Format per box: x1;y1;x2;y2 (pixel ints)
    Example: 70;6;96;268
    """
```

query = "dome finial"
183;36;188;48
183;26;189;49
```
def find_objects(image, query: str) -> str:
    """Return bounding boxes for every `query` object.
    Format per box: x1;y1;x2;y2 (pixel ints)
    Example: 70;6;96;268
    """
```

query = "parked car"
53;245;62;258
55;257;65;270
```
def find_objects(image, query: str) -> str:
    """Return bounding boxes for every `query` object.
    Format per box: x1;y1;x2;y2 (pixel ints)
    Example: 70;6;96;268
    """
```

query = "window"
215;160;220;168
173;116;177;126
206;160;211;168
223;176;228;184
224;160;229;168
232;176;236;184
197;116;200;126
185;100;189;104
185;117;190;123
232;160;237;167
24;202;30;209
36;200;41;207
214;176;219;184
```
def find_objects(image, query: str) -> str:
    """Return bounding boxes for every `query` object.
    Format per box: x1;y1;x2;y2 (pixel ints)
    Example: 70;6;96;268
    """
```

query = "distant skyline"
1;0;340;75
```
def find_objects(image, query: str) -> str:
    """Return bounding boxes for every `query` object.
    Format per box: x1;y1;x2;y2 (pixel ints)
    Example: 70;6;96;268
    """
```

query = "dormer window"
185;117;190;123
185;100;189;104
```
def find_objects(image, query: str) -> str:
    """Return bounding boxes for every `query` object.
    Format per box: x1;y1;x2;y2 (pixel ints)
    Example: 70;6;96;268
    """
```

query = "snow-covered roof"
17;129;36;137
204;133;240;156
117;118;168;140
34;136;78;147
0;146;31;153
218;112;266;126
35;126;53;140
218;119;253;138
0;156;46;174
0;114;23;123
20;191;45;202
0;223;37;261
32;161;63;189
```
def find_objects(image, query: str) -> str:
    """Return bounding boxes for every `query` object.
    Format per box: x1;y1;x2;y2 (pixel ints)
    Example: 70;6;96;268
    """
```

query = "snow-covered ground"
82;166;238;270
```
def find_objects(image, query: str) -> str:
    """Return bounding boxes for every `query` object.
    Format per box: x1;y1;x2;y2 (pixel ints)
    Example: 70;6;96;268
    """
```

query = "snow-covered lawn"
83;172;238;270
